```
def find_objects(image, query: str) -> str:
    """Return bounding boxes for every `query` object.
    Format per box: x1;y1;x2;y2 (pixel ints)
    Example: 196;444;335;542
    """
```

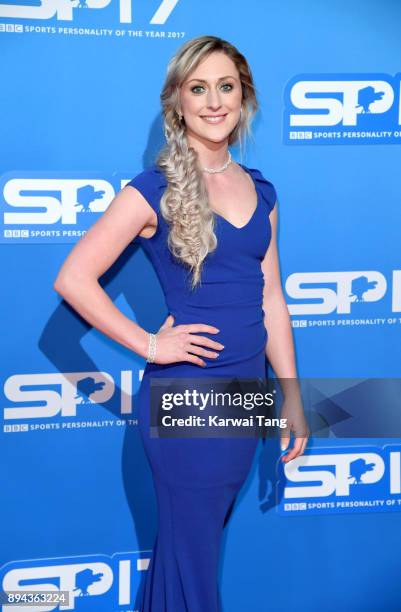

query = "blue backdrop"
1;1;401;610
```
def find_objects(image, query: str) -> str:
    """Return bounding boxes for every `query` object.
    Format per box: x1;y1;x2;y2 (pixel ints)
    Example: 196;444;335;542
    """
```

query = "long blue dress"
127;162;277;611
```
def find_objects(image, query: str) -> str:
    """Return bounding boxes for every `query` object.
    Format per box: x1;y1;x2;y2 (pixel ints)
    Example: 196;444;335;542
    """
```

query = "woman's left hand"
279;393;310;463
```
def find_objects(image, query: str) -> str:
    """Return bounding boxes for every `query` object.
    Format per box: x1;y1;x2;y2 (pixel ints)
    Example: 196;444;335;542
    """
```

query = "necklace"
202;150;232;174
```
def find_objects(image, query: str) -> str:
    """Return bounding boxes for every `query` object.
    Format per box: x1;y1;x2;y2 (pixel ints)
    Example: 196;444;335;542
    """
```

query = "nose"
206;88;223;111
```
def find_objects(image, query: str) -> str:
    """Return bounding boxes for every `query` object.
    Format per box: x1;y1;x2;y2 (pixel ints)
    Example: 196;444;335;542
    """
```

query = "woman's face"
179;51;242;146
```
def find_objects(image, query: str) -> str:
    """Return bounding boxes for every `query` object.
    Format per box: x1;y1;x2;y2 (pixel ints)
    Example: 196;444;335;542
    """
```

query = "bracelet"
147;332;157;363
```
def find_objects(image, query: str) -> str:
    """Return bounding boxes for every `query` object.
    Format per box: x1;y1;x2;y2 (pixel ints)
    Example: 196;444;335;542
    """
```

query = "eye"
190;82;234;94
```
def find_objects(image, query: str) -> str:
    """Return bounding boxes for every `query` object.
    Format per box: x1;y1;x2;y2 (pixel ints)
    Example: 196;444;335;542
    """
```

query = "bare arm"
261;202;309;460
261;203;298;379
54;184;223;366
53;185;159;359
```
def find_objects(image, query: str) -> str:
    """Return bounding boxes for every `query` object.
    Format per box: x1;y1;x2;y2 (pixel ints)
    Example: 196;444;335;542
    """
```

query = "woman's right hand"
150;314;224;367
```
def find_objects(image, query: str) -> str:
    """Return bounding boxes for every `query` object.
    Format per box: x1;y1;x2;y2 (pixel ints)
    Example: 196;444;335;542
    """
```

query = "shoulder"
125;163;167;211
126;163;167;191
242;163;278;214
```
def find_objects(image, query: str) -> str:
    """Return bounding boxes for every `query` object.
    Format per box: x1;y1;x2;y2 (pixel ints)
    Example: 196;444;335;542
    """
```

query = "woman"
54;35;309;612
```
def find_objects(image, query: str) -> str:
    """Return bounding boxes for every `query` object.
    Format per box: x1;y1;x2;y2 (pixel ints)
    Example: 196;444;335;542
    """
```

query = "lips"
200;114;227;124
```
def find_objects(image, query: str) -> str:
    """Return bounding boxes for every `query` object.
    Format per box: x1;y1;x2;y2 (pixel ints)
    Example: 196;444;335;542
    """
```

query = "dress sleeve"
125;165;166;214
249;167;277;215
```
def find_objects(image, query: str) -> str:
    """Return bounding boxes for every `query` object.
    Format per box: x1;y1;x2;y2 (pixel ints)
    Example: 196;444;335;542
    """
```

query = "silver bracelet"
147;332;157;363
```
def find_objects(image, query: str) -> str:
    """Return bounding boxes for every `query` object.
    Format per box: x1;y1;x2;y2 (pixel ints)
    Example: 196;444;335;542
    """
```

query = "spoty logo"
278;444;401;515
3;371;135;420
0;0;179;24
0;173;131;243
283;73;401;144
0;551;151;611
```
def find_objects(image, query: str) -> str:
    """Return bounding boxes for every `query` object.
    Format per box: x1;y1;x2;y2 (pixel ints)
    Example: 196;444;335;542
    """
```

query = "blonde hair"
155;35;258;290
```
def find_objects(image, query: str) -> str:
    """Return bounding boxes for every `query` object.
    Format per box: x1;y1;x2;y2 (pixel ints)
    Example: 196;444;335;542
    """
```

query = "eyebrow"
186;75;237;84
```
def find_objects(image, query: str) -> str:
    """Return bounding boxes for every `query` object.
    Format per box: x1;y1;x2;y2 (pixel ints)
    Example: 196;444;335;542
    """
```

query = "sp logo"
3;178;112;226
287;76;394;127
286;270;401;315
3;371;120;419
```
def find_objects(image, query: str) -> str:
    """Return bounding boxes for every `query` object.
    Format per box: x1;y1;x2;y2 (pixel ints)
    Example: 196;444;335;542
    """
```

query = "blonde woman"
55;35;308;612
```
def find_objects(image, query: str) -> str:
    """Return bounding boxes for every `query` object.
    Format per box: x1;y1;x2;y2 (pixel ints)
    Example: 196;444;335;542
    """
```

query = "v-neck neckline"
211;163;260;231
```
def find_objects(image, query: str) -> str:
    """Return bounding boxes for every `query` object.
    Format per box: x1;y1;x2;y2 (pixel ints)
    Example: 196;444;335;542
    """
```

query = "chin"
199;134;230;144
191;123;236;142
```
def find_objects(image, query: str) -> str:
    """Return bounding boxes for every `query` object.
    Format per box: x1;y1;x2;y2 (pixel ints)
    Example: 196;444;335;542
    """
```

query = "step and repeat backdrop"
1;0;401;610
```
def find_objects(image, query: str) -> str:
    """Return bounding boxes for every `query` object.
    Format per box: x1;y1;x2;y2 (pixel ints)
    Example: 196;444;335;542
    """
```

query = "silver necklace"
202;150;232;174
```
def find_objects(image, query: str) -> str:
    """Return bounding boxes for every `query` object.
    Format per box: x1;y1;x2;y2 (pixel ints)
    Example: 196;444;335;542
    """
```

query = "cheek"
181;93;201;115
231;90;243;107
